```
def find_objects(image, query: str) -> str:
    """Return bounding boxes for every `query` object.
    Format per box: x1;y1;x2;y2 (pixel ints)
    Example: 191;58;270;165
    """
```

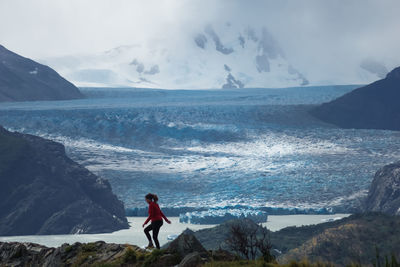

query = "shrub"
81;243;97;252
122;246;137;264
143;249;164;267
226;222;274;262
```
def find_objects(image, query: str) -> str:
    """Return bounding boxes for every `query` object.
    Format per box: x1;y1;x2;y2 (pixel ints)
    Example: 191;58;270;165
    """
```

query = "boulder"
166;230;209;259
365;161;400;215
179;252;204;267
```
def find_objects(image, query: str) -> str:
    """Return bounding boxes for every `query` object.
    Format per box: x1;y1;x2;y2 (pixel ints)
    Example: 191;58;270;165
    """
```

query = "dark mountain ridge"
0;127;129;235
310;66;400;130
0;45;83;102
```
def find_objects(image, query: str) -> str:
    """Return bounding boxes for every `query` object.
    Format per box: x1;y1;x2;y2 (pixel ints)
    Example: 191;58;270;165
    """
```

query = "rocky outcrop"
0;232;210;266
0;44;83;102
365;161;400;215
222;73;244;89
0;240;220;267
310;66;400;130
0;127;129;235
165;229;209;259
204;25;234;55
178;252;204;267
0;241;140;267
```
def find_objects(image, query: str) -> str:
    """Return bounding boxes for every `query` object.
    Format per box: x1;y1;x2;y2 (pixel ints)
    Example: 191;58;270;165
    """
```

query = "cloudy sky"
1;0;399;84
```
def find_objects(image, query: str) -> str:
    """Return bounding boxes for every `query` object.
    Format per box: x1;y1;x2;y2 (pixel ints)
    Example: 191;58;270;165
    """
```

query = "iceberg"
179;208;268;224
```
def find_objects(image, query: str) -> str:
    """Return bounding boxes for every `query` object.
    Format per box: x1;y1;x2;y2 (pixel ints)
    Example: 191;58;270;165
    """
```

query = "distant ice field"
1;85;400;213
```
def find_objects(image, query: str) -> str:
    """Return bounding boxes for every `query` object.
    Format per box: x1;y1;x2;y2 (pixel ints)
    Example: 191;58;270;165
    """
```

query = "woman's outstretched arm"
161;210;171;224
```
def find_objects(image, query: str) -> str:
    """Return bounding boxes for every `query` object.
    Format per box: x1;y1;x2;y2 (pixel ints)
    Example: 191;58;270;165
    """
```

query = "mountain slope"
0;45;83;102
310;66;400;130
278;213;400;266
40;24;309;89
191;214;400;266
0;127;129;235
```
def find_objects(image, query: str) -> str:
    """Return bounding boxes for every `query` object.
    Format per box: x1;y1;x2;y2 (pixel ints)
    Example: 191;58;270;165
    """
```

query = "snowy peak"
191;24;308;88
40;24;309;89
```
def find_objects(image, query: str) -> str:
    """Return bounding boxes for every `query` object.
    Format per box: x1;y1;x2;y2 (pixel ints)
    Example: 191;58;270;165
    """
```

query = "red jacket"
144;202;169;224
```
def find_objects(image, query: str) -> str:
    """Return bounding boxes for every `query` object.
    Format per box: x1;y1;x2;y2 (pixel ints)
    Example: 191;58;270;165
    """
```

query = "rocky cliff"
0;127;129;235
0;45;83;102
0;233;213;267
365;161;400;215
0;241;135;267
310;66;400;130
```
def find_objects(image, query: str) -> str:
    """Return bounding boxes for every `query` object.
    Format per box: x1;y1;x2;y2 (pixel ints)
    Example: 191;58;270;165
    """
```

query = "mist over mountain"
39;22;392;89
40;24;310;89
2;0;399;89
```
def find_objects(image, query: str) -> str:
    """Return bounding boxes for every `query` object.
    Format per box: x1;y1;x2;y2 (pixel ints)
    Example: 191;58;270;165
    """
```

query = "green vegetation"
269;215;363;254
72;251;96;267
142;249;164;267
204;259;334;267
194;213;400;266
81;242;99;253
277;213;400;266
122;246;137;264
64;244;73;253
74;246;180;267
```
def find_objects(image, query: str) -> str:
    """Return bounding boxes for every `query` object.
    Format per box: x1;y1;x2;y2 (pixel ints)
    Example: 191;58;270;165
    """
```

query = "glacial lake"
0;214;350;248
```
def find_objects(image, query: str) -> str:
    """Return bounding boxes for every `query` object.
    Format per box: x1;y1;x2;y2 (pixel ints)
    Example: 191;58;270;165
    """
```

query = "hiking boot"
145;244;154;249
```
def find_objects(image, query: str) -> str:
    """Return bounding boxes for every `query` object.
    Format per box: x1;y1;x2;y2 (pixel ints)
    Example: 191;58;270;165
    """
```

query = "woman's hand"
166;219;171;224
142;223;146;228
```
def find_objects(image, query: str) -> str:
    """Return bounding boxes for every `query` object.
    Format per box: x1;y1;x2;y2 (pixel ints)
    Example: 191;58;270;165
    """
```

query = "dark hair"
145;193;158;202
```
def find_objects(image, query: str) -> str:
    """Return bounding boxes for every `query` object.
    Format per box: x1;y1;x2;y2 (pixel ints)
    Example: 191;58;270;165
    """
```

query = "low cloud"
0;0;399;84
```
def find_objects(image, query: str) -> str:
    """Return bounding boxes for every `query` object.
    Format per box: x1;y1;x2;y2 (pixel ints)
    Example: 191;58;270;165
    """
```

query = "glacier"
1;85;400;216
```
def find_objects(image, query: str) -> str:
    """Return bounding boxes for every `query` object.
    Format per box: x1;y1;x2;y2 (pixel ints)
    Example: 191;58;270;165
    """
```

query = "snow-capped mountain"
40;24;309;89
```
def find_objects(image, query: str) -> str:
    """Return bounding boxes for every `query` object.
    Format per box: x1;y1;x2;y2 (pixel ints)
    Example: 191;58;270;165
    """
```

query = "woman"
142;193;171;249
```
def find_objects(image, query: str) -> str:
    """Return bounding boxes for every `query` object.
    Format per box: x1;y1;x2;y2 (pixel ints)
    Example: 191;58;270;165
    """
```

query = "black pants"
144;220;163;249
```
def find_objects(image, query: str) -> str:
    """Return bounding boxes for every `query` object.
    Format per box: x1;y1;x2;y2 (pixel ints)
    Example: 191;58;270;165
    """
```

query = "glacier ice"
1;86;400;214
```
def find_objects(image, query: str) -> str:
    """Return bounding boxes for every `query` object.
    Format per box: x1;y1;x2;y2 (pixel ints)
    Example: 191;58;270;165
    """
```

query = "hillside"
310;66;400;130
0;127;129;235
0;45;83;102
2;214;399;266
279;213;400;266
191;213;400;266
